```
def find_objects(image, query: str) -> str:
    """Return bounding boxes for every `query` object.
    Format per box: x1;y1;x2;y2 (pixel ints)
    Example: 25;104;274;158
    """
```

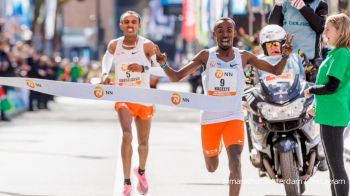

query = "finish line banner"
0;77;241;112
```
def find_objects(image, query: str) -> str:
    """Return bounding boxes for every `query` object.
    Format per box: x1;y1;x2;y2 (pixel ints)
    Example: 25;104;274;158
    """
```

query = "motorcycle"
243;67;326;196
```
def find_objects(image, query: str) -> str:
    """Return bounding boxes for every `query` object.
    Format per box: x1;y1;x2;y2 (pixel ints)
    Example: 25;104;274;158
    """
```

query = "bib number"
117;64;142;86
208;68;237;96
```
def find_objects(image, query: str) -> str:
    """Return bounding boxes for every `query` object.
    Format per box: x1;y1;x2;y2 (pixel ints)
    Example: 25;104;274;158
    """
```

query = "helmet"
259;25;286;45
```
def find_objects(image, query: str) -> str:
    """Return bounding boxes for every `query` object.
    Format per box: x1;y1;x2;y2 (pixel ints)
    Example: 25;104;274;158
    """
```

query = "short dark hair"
120;11;141;24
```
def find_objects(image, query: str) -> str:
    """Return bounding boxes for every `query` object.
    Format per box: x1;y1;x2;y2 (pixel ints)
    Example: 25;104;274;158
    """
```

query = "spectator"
269;0;328;81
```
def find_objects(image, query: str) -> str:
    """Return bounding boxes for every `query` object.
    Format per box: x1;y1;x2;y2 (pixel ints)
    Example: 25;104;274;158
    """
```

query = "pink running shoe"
122;184;132;196
133;167;149;195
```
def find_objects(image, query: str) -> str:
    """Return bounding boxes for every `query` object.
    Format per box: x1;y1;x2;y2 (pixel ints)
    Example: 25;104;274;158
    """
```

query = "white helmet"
259;25;286;45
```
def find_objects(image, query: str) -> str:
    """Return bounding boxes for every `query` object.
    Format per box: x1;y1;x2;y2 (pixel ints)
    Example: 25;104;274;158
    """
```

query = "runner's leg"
223;120;244;196
135;117;151;170
202;122;223;172
118;108;133;180
226;144;243;196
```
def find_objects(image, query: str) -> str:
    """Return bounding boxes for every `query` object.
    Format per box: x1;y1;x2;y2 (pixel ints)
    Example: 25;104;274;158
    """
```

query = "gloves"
275;0;283;6
289;0;305;10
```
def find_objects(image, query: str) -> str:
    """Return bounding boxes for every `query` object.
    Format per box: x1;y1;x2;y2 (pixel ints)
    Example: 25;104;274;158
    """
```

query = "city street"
0;0;349;195
0;83;349;196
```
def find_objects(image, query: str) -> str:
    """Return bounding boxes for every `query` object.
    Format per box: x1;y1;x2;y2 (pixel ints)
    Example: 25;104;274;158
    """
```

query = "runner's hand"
128;63;144;72
282;34;293;57
154;45;167;65
102;74;113;85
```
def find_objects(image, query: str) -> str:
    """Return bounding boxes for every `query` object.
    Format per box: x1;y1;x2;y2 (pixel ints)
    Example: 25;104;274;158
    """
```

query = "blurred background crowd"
0;0;349;122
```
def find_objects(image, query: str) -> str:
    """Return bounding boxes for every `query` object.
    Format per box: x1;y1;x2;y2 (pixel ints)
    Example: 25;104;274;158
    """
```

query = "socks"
124;168;146;185
138;168;145;176
124;178;131;185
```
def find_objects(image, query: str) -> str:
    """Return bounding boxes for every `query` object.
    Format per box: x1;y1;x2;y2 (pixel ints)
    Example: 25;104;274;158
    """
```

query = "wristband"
160;62;168;69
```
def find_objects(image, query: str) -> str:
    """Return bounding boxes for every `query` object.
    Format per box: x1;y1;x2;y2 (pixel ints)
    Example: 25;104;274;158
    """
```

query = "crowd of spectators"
0;18;98;122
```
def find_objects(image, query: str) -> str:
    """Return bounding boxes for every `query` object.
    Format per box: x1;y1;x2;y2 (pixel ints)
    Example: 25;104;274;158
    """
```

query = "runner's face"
120;14;140;36
213;20;235;50
323;22;338;46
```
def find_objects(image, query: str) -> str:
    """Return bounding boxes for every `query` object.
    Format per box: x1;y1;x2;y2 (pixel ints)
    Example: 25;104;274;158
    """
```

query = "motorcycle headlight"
258;98;304;121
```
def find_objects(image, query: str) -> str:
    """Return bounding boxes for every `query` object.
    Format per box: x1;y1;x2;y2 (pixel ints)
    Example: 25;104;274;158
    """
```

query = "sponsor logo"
210;61;216;67
230;63;238;68
25;79;35;89
215;69;224;78
131;51;139;55
94;86;105;98
121;64;129;72
171;92;181;105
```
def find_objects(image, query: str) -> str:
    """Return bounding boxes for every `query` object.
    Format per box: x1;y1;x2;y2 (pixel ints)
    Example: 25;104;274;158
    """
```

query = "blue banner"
161;0;182;6
252;0;262;7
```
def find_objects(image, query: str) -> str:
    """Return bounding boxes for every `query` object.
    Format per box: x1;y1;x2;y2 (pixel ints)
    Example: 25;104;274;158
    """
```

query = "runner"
155;17;293;196
101;11;158;196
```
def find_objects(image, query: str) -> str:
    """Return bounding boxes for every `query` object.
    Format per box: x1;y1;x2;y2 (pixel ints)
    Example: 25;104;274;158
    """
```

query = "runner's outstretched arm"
154;46;206;82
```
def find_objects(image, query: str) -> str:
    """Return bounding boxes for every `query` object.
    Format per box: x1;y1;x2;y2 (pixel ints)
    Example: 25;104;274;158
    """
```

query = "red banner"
181;0;196;42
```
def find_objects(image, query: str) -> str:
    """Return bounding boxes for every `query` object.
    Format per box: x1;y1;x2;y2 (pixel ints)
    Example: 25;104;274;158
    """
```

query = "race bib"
208;68;237;96
117;64;142;86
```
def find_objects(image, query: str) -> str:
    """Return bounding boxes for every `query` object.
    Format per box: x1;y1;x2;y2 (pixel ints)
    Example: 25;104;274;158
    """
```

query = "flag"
45;0;57;40
252;0;262;8
195;0;209;46
181;0;196;42
0;86;12;112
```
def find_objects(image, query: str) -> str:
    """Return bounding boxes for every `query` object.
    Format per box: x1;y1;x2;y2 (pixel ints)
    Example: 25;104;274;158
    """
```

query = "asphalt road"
0;83;349;196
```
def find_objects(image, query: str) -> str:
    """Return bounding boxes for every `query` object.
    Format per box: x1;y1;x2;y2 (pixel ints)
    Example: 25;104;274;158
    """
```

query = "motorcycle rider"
256;24;303;82
253;24;328;171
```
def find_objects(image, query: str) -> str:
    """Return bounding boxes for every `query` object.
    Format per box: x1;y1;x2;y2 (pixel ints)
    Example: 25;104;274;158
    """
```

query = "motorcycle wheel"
279;151;301;196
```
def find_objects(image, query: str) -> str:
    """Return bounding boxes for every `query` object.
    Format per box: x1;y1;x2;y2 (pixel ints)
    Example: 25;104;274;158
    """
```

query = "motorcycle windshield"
260;71;302;104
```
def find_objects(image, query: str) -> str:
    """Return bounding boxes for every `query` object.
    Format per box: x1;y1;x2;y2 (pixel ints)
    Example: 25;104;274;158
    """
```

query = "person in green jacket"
304;13;350;196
